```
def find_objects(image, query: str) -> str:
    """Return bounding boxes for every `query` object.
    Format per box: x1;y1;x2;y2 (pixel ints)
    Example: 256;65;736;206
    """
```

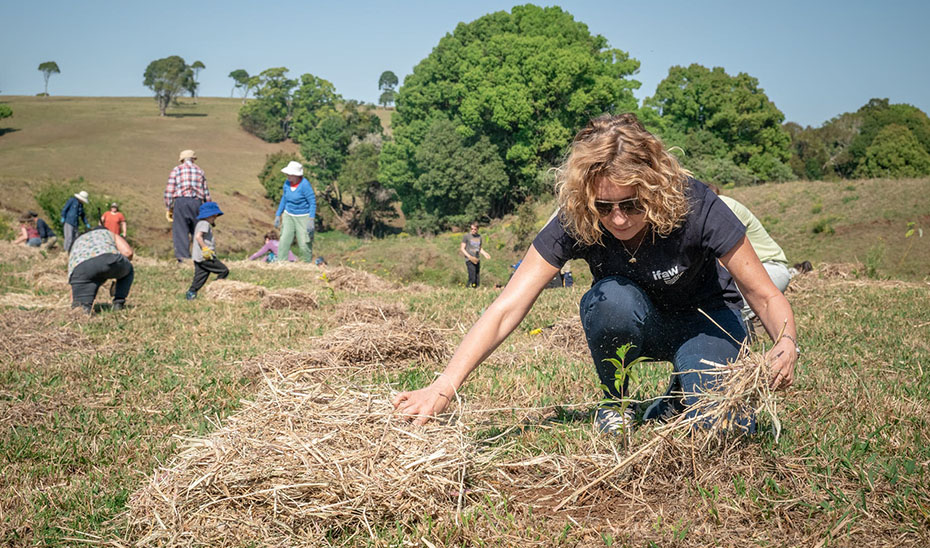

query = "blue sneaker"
185;290;197;300
595;406;636;435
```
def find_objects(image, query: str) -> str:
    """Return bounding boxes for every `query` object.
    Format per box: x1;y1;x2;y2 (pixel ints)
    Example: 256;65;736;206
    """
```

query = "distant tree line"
165;4;929;236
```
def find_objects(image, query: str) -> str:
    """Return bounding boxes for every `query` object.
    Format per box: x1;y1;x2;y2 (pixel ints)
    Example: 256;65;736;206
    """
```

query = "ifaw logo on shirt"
652;265;684;285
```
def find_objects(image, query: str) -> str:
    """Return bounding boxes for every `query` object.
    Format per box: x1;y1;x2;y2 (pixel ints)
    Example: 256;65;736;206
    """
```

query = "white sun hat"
281;161;304;177
74;191;89;204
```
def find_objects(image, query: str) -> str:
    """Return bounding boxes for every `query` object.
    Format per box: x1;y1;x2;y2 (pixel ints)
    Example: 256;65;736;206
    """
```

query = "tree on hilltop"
190;60;205;103
143;56;194;116
380;5;641;229
644;63;793;183
378;70;398;107
229;69;258;102
38;61;60;96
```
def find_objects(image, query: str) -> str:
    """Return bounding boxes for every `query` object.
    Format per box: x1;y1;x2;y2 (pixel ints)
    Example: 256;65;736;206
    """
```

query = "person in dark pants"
394;113;799;436
68;227;134;314
460;222;491;287
30;211;58;249
186;202;228;300
165;149;211;262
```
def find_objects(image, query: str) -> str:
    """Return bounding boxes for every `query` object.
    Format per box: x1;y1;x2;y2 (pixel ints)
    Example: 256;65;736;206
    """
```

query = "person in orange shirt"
101;203;127;237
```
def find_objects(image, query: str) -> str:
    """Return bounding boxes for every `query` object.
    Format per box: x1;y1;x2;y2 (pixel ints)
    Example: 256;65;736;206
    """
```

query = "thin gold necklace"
620;228;646;263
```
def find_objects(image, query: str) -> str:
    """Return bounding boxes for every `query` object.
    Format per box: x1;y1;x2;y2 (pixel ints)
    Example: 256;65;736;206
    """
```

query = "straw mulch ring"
202;280;267;302
260;288;319;311
0;241;45;262
128;378;473;546
321;266;399;293
0;308;90;367
534;317;588;358
332;298;408;324
320;319;451;367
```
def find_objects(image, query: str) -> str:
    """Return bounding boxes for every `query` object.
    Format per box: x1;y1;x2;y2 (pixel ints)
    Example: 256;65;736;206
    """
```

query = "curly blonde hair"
555;113;691;246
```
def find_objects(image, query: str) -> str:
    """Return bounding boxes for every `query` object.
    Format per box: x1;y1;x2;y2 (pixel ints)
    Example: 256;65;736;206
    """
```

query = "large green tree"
838;98;930;178
38;61;60;96
380;4;641;225
238;67;296;142
645;64;793;183
337;135;398;236
855;124;930;179
143;56;194;116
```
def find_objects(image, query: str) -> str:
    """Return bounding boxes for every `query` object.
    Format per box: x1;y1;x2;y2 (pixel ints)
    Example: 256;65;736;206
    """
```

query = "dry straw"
261;288;319;311
202;280;267;302
332;299;408;324
128;378;473;546
322;267;399;293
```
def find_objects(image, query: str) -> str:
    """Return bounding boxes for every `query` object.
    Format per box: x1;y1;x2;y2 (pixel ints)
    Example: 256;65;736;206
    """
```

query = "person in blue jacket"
273;161;316;262
60;190;91;252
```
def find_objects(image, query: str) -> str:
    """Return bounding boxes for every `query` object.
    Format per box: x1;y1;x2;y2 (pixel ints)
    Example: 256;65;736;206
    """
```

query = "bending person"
249;231;298;262
68;227;134;314
393;113;799;433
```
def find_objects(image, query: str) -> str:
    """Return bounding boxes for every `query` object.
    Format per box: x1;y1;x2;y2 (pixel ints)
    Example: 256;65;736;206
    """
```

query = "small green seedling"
599;343;651;430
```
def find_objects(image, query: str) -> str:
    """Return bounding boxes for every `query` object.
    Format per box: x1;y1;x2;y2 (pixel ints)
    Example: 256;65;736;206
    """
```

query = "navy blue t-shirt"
36;218;56;239
533;178;746;312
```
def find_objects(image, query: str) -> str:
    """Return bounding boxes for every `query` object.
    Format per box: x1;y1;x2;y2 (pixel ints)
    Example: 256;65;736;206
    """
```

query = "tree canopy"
189;60;205;100
644;64;793;183
378;70;398;107
380;4;641;230
143;56;194;116
38;61;60;96
237;67;297;142
855;123;930;179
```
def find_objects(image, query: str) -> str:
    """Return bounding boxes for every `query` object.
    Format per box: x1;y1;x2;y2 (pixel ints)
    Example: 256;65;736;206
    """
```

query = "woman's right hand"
392;382;452;425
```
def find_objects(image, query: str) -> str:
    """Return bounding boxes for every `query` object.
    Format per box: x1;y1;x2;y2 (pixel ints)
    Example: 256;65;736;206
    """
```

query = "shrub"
855;124;930;179
34;177;108;235
239;101;288;142
686;156;755;186
258;151;304;204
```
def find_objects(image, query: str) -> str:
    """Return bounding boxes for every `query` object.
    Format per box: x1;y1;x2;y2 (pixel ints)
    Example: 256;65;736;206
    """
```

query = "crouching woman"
393;113;799;432
68;227;134;314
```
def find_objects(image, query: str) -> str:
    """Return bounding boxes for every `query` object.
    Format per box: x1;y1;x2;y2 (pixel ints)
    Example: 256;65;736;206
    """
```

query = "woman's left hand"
765;337;797;390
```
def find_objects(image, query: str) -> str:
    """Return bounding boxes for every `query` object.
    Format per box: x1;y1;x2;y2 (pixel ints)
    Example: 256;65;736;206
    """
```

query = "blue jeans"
579;276;749;427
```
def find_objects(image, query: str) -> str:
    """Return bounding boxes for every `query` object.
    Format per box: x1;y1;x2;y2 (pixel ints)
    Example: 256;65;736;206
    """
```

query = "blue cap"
197;201;224;220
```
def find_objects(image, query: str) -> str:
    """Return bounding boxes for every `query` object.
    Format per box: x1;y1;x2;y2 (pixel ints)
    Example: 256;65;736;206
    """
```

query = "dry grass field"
1;96;929;547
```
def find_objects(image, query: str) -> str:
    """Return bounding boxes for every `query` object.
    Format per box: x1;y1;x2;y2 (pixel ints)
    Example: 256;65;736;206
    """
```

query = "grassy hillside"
2;96;927;281
0;96;350;256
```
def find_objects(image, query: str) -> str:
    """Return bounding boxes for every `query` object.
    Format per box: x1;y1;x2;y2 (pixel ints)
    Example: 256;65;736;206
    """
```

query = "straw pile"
128;378;473;546
320;320;451;367
260;288;319;311
493;338;786;517
0;241;44;262
332;299;408;324
202;280;267;302
0;309;90;366
537;317;588;358
322;266;398;293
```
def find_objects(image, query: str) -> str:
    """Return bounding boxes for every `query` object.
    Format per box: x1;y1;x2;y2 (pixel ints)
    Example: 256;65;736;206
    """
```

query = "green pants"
278;212;313;262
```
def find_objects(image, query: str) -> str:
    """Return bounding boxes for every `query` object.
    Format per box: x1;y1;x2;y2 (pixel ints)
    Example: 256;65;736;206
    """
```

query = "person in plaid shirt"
165;149;211;262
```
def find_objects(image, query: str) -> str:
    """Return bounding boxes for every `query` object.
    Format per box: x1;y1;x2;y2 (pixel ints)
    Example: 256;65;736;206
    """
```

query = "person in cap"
13;214;42;247
60;190;90;252
29;211;58;249
186;201;229;300
101;202;127;237
165;149;211;262
67;226;134;314
393;113;799;436
273;161;316;262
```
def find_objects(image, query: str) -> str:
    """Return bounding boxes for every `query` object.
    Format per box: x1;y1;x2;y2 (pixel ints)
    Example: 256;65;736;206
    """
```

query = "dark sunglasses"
594;198;644;216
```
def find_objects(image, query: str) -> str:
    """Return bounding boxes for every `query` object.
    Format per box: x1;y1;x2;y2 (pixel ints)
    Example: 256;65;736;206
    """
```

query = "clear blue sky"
2;0;928;127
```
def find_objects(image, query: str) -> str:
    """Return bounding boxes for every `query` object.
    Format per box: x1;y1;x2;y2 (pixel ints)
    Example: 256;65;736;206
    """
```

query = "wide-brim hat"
197;201;224;220
281;161;304;177
179;149;197;162
74;191;89;204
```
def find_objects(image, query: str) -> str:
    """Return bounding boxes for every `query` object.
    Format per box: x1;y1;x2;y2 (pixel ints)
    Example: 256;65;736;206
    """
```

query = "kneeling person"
68;227;134;313
186;202;228;300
